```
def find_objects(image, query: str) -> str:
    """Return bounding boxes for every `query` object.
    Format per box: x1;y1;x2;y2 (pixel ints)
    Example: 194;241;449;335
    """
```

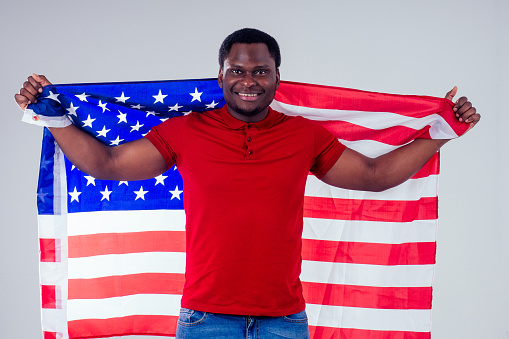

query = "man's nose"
241;74;256;87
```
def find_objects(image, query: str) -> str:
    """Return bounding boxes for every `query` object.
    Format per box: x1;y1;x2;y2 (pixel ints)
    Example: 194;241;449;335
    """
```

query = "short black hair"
218;28;281;69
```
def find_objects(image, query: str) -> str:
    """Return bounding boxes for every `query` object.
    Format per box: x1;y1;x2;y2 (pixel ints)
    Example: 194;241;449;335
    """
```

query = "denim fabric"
176;308;310;339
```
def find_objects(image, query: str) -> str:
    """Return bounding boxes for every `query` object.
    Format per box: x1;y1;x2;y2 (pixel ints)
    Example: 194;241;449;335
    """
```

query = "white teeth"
239;93;258;97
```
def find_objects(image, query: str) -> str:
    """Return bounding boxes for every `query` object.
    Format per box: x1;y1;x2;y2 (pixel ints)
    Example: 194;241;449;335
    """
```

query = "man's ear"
275;69;280;90
218;68;224;89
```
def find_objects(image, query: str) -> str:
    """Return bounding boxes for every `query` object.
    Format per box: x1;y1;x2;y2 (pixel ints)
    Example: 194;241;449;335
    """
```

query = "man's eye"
254;70;267;75
231;69;241;74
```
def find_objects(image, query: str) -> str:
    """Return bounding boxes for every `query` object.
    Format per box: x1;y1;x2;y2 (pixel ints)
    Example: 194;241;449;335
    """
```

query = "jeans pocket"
178;307;208;326
282;310;308;323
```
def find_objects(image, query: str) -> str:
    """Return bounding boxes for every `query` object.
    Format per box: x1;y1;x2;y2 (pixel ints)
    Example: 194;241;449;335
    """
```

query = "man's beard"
227;102;266;117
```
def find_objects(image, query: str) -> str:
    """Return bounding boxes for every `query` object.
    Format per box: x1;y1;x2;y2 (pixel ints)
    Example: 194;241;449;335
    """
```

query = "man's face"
218;43;280;122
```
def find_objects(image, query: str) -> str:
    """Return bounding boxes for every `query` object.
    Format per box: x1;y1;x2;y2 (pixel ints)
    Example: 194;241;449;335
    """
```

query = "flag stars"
96;126;111;137
189;87;203;102
117;111;127;123
98;100;110;113
134;186;148;200
154;174;168;186
84;175;96;186
76;93;90;102
69;187;82;202
45;91;61;103
110;136;124;146
131;104;145;110
146;111;157;117
153;90;168;104
100;186;112;201
130;121;144;132
82;115;96;128
168;103;183;112
66;102;79;116
205;100;219;109
115;92;130;103
119;181;129;186
169;185;183;200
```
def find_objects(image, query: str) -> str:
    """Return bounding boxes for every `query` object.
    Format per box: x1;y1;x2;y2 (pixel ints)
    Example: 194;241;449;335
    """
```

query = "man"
15;28;479;339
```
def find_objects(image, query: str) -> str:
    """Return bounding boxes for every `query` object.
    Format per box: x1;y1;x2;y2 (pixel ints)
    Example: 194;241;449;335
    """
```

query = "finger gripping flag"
31;79;468;339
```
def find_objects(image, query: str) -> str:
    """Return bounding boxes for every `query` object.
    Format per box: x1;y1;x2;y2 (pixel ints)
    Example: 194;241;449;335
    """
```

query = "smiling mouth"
236;92;262;102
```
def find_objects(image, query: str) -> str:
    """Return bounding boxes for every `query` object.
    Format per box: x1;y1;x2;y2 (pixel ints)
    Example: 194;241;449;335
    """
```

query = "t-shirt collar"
219;105;276;130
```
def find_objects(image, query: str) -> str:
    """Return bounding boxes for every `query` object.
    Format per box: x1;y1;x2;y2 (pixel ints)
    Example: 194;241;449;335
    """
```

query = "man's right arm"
16;74;169;181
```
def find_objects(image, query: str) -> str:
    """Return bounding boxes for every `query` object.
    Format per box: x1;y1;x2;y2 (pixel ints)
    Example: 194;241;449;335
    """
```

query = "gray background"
1;1;507;338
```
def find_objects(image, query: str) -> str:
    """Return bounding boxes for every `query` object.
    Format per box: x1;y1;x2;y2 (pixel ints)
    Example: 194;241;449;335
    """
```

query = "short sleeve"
309;122;346;179
144;116;187;168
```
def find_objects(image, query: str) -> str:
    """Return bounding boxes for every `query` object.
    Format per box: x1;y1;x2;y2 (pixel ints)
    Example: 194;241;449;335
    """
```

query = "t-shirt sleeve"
310;122;347;179
144;116;187;169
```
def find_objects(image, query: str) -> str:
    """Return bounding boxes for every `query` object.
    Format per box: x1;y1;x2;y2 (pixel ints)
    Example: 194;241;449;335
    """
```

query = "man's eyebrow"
229;64;272;69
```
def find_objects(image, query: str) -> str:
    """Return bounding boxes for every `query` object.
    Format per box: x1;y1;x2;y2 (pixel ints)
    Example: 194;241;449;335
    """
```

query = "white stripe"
305;175;439;201
67;294;181;321
303;218;437;244
68;252;186;279
306;304;431;332
300;260;435;287
68;209;186;236
338;138;401;157
271;100;458;139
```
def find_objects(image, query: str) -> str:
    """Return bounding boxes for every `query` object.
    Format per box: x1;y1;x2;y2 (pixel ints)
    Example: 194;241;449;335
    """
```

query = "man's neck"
226;105;269;123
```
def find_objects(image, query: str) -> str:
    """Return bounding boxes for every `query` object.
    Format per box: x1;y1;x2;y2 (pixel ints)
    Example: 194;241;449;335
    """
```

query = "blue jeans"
176;308;310;339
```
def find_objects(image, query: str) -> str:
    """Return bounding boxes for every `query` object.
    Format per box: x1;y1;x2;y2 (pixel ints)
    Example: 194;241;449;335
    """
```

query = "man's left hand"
445;86;480;132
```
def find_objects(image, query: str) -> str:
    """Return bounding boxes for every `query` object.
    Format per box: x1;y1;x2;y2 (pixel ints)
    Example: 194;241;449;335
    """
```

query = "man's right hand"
14;74;52;110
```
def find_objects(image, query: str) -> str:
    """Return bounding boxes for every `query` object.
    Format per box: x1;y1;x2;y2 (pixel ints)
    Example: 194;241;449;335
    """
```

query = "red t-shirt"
145;105;345;316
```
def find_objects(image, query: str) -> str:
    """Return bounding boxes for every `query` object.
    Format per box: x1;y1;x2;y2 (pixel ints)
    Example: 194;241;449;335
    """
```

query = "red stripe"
41;285;57;309
43;332;59;339
302;239;435;265
302;282;432;309
317;120;434;146
304;196;438;222
278;81;454;119
309;326;430;339
40;238;58;262
68;273;185;299
68;315;178;339
68;231;186;258
413;153;439;178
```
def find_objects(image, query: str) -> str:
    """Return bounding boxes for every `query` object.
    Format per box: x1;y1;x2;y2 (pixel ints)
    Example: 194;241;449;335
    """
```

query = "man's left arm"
320;87;480;192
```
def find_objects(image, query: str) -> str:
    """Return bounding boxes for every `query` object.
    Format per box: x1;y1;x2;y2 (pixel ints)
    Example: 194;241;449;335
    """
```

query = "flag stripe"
40;238;60;262
302;240;436;265
273;101;458;140
304;196;438;222
305;175;439;201
302;219;437;243
68;252;186;279
302;282;432;309
67;209;186;236
306;304;431;332
68;315;178;339
68;231;186;258
68;273;185;299
300;261;435;287
308;326;431;339
67;294;181;321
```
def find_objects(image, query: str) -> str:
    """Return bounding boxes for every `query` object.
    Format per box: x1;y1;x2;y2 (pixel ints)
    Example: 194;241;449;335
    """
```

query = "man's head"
218;28;281;122
218;28;281;70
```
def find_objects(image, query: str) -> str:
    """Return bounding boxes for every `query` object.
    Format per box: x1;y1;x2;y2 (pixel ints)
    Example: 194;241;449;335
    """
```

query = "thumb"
32;73;52;87
445;86;457;101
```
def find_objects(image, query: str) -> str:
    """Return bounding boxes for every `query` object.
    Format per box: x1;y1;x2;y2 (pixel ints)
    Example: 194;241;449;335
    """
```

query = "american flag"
27;79;468;339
